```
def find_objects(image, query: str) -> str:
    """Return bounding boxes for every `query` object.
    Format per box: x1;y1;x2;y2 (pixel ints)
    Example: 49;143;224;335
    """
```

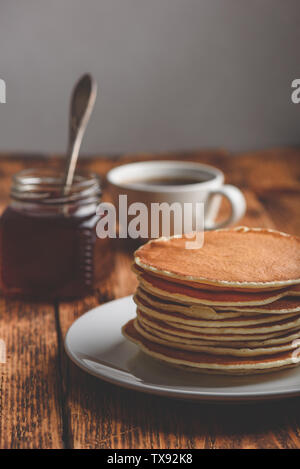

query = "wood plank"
236;147;300;191
57;243;137;449
0;298;64;448
256;188;300;236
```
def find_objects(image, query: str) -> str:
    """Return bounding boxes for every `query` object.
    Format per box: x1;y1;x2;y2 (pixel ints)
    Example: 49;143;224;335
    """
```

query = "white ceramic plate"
64;295;300;402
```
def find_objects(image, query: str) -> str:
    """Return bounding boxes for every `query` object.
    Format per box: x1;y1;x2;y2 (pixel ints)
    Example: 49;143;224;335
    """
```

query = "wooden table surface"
0;148;299;449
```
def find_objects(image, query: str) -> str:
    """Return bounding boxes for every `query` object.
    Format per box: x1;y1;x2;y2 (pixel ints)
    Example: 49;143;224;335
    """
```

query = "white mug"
106;160;246;238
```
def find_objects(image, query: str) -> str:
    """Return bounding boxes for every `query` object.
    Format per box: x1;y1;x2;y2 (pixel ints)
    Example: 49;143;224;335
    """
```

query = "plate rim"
64;295;300;402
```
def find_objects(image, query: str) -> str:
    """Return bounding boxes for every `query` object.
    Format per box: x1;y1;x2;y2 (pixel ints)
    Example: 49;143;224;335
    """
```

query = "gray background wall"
0;0;300;155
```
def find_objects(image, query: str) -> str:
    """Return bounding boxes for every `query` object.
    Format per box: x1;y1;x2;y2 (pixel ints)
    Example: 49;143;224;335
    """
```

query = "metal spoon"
63;73;97;194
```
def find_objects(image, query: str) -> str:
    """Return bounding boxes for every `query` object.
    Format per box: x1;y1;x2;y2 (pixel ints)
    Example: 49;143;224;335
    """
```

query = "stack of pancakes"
122;227;300;375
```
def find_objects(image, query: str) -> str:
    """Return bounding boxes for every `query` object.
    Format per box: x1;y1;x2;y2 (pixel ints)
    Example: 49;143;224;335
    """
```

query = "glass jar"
0;168;108;300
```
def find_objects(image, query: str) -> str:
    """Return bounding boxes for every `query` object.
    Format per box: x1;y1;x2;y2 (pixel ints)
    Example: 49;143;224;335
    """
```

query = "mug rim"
106;160;224;193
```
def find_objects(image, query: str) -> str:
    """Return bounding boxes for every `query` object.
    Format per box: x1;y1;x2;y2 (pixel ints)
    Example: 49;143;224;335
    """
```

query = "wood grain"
0;298;64;448
0;148;299;449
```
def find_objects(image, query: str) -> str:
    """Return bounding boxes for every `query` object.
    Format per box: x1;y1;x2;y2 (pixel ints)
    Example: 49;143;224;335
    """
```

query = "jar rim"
11;168;101;208
12;168;99;187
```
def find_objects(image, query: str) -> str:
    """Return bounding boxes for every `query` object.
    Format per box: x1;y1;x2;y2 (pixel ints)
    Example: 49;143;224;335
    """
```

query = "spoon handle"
63;74;97;193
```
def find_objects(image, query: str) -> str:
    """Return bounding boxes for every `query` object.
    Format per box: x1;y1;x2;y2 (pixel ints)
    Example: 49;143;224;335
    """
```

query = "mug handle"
204;185;246;230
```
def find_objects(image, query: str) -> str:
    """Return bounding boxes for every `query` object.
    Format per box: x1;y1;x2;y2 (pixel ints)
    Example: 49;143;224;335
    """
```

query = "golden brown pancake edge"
134;227;300;290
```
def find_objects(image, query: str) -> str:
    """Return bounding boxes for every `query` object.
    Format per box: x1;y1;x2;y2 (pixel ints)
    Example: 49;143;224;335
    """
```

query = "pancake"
218;295;300;314
137;317;300;349
134;294;300;328
123;320;299;375
138;272;295;306
137;286;300;317
136;288;244;319
134;318;299;357
133;263;282;293
134;227;300;290
125;226;300;375
137;309;300;341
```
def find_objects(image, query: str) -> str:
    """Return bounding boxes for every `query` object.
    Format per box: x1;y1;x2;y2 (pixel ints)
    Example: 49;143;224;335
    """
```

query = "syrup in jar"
0;169;107;300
